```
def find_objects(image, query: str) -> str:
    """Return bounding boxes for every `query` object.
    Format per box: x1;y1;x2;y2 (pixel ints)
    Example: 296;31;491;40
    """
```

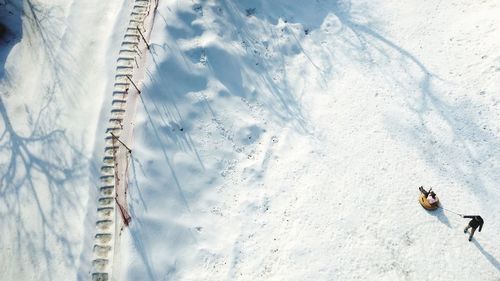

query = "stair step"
92;272;109;281
130;14;146;21
117;64;133;70
100;186;114;196
103;156;115;164
92;259;109;271
118;52;136;59
131;11;148;16
113;89;128;95
122;39;139;46
117;59;134;67
116;68;133;76
101;166;114;174
105;127;122;133
110;118;123;126
100;176;114;185
96;219;113;231
112;100;127;106
93;245;112;258
126;27;140;34
95;233;112;244
97;207;114;218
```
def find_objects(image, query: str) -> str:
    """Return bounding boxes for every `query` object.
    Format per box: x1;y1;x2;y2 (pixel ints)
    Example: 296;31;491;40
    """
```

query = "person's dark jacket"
464;215;484;231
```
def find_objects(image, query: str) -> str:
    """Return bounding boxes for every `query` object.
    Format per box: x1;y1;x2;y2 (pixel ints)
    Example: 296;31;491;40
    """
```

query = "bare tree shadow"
129;154;147;211
137;92;192;212
226;1;499;201
2;0;80;88
216;0;314;134
125;0;499;278
294;1;500;199
1;1;89;278
472;240;500;271
0;87;87;278
0;91;88;277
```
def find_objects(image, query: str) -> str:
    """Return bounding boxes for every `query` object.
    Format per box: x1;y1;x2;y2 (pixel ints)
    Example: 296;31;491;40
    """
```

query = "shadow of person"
426;206;451;228
472;240;500;271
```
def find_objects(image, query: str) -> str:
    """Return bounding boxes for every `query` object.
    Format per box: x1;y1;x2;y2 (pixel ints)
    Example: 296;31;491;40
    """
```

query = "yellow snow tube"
419;193;439;210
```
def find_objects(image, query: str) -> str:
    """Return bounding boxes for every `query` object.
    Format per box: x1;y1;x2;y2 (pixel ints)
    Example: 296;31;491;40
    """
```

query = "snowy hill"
1;0;499;280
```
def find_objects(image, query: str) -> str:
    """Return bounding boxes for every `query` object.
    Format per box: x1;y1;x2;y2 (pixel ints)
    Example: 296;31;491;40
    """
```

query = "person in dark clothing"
463;215;484;241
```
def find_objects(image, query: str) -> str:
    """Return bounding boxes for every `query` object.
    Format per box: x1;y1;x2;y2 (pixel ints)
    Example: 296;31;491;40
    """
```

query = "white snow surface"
0;0;130;279
1;0;500;280
120;0;500;280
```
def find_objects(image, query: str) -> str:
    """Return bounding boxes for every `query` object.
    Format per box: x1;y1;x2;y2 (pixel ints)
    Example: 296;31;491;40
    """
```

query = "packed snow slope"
0;0;131;280
1;0;499;280
119;0;500;280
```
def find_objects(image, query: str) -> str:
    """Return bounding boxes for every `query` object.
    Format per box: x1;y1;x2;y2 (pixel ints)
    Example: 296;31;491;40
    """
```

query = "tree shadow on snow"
136;83;198;212
218;0;318;134
227;1;500;197
261;1;500;201
236;0;499;201
129;1;500;278
0;93;87;279
2;0;84;97
138;0;321;218
0;1;88;279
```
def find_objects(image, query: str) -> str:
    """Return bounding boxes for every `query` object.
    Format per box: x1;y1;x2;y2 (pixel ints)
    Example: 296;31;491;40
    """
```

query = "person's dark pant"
464;225;477;241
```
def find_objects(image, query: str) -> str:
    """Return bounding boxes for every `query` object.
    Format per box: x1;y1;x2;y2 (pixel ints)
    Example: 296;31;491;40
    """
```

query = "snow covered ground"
1;0;499;280
120;0;500;280
0;0;131;279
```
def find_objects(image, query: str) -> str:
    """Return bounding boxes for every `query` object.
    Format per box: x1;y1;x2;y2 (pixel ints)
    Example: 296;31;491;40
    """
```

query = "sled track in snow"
91;1;156;280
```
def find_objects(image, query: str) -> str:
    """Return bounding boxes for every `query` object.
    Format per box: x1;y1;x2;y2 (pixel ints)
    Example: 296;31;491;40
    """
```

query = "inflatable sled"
419;193;439;211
